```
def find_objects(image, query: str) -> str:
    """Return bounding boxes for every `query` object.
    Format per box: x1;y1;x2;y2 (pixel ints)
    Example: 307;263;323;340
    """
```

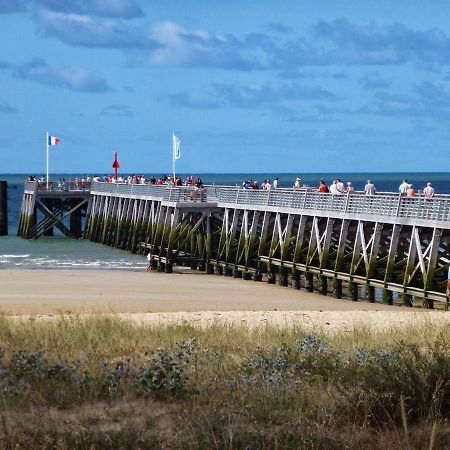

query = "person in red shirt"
318;180;329;193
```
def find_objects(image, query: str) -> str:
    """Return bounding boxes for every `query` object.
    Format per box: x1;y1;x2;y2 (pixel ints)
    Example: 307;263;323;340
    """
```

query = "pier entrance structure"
20;181;450;307
18;181;90;239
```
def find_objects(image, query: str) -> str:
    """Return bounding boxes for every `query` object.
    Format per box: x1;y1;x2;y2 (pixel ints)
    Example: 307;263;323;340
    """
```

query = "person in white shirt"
273;177;279;189
364;180;376;196
423;182;435;198
336;178;345;194
399;179;409;195
329;180;338;195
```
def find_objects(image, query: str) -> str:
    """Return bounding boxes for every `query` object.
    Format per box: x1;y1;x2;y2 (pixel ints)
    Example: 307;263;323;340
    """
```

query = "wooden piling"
0;181;8;236
401;293;413;307
333;278;342;299
349;282;358;301
366;285;375;303
253;272;263;282
291;269;300;290
70;199;82;237
267;270;276;284
233;268;242;278
319;275;328;295
382;289;393;305
305;271;314;292
278;267;288;287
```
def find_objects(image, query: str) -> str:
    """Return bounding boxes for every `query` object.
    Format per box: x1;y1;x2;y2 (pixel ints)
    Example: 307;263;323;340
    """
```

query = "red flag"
112;151;120;179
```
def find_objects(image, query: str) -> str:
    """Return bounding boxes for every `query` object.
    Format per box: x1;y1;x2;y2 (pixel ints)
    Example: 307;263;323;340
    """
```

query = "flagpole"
46;131;49;189
172;132;176;181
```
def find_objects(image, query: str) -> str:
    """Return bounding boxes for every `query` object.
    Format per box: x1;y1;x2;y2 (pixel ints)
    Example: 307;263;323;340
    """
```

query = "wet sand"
1;269;448;330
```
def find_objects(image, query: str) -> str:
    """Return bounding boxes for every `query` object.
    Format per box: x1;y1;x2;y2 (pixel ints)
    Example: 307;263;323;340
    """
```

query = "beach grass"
0;314;450;449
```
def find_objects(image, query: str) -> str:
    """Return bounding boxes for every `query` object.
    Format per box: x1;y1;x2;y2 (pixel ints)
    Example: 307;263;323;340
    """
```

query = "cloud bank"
13;57;111;92
0;100;17;113
0;0;142;17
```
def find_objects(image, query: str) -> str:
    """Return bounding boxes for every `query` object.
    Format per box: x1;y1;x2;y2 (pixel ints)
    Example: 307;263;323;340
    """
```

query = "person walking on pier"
423;182;435;198
364;180;376;196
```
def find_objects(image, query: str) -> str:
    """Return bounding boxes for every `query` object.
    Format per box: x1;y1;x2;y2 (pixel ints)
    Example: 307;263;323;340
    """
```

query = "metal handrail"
27;181;92;192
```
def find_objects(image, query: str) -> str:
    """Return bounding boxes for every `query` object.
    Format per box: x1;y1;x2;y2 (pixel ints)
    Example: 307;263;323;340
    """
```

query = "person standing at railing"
294;177;302;189
406;184;415;198
336;178;345;194
423;182;435;199
364;180;376;195
346;182;355;193
273;177;279;189
399;179;409;195
318;180;329;193
329;180;338;194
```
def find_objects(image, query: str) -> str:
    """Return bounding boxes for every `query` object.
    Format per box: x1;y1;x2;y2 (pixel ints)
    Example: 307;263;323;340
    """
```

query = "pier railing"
91;182;166;197
215;187;450;222
27;181;450;223
25;181;92;193
90;182;207;201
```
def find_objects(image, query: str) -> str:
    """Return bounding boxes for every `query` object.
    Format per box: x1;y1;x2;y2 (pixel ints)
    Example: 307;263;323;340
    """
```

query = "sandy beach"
1;269;450;331
0;268;398;315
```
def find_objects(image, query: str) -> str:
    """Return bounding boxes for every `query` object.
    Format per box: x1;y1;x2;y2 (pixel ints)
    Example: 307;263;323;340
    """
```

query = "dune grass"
0;314;450;449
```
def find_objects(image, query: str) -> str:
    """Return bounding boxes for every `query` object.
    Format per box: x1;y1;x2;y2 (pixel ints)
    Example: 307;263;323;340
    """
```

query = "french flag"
48;135;60;146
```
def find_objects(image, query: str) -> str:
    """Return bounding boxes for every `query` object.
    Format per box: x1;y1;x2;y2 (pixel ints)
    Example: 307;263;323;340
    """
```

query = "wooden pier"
19;181;450;307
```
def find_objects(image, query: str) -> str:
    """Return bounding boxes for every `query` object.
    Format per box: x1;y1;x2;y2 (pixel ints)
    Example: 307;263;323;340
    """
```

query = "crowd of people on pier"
27;174;437;198
315;178;436;198
241;178;280;190
238;176;437;198
91;174;205;188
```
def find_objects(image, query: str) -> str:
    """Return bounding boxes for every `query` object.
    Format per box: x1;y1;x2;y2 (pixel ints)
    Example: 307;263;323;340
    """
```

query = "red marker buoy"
112;151;120;180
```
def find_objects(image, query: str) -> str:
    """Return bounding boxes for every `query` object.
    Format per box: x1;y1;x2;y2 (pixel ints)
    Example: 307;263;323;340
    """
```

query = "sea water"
2;172;450;270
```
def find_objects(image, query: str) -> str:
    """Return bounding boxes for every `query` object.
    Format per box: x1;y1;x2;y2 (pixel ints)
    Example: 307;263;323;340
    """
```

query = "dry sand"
1;269;449;331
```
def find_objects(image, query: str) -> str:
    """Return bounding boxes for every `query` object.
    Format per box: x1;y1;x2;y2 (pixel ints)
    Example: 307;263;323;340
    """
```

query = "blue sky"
1;0;450;174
